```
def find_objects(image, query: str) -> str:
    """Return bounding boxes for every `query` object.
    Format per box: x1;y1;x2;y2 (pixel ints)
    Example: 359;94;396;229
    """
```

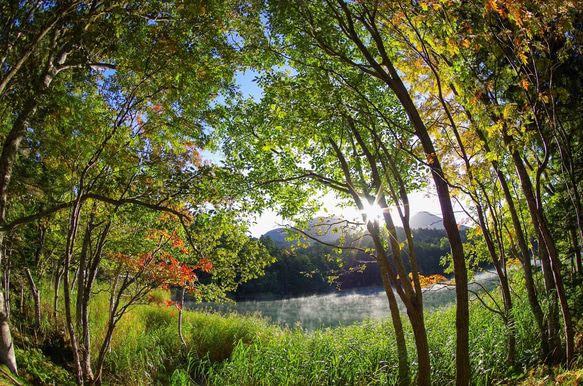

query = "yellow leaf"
485;0;498;13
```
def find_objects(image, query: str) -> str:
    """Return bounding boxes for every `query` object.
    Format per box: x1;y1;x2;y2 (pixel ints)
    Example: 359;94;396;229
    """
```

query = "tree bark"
329;137;412;385
178;287;188;351
0;292;16;375
475;206;516;366
63;199;85;385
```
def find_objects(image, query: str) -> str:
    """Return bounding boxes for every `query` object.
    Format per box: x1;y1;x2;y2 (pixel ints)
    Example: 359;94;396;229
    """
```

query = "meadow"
11;271;583;386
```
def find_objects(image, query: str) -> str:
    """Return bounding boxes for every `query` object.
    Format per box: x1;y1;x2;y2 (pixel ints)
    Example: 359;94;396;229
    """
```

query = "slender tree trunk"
0;241;16;374
80;289;93;383
495;169;548;351
506;134;574;363
378;140;432;385
76;223;92;328
475;206;516;366
63;199;85;385
538;235;564;362
473;127;550;358
25;268;41;329
327;133;413;384
178;286;187;351
378;258;410;385
0;21;78;370
298;1;469;381
53;264;63;324
93;273;127;386
382;211;430;386
2;247;10;321
569;226;582;276
76;219;95;382
379;59;469;386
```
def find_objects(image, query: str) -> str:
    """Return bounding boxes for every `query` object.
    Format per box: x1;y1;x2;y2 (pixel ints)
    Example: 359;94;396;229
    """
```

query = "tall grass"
202;284;540;385
103;299;277;385
205;319;400;386
13;274;545;385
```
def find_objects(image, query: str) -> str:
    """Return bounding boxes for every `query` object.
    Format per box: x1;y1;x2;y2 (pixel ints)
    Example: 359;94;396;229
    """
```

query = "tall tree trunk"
364;209;410;384
474;205;516;366
378;135;432;385
569;226;582;276
493;165;548;354
382;212;430;386
390;79;469;385
538;235;564;362
292;0;469;381
53;264;64;324
76;225;91;328
473;125;550;359
178;287;187;351
350;116;431;385
0;96;40;373
75;216;95;381
2;246;10;321
93;274;120;386
80;289;93;383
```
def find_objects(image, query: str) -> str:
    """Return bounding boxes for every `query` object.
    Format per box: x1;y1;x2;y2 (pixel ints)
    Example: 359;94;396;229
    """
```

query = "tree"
233;1;471;383
218;41;457;381
408;0;582;364
0;0;264;377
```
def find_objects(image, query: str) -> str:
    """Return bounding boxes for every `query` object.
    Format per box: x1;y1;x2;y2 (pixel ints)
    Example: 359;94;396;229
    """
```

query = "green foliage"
97;301;276;385
205;319;399;386
16;348;76;386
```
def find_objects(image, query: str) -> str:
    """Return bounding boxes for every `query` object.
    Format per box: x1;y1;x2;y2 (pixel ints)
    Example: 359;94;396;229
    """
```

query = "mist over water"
188;271;499;331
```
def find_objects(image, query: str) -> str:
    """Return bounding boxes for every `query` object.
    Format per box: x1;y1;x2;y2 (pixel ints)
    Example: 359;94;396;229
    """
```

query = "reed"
201;283;540;385
13;275;545;385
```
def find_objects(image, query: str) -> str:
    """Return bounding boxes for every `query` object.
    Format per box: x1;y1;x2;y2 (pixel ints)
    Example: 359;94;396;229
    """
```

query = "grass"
200;283;544;386
8;274;582;385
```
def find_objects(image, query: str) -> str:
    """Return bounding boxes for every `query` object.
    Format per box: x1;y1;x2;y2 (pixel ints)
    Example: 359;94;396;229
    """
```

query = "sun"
360;201;386;223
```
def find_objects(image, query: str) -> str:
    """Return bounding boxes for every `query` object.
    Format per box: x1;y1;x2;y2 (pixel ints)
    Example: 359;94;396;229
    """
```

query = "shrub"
16;348;75;386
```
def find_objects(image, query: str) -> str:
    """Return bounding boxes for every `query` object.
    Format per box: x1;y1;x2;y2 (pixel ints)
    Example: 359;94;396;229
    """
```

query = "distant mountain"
263;215;351;244
409;211;470;231
263;228;289;242
409;211;445;230
263;211;465;241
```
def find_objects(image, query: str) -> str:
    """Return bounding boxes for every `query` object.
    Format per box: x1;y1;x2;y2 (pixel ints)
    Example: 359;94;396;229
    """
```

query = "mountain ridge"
263;211;456;240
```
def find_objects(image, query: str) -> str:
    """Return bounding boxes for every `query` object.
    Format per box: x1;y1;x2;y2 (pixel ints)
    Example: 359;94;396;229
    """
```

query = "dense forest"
234;226;462;299
0;0;582;385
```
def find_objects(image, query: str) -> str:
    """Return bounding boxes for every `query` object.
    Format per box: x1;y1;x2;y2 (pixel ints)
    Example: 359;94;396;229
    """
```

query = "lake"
187;271;500;331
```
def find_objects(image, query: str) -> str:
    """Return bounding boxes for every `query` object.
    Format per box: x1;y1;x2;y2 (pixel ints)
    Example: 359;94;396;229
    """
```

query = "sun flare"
360;201;386;223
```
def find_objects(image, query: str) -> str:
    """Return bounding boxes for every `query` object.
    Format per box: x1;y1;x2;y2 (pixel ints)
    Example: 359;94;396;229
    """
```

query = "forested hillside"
235;224;464;299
